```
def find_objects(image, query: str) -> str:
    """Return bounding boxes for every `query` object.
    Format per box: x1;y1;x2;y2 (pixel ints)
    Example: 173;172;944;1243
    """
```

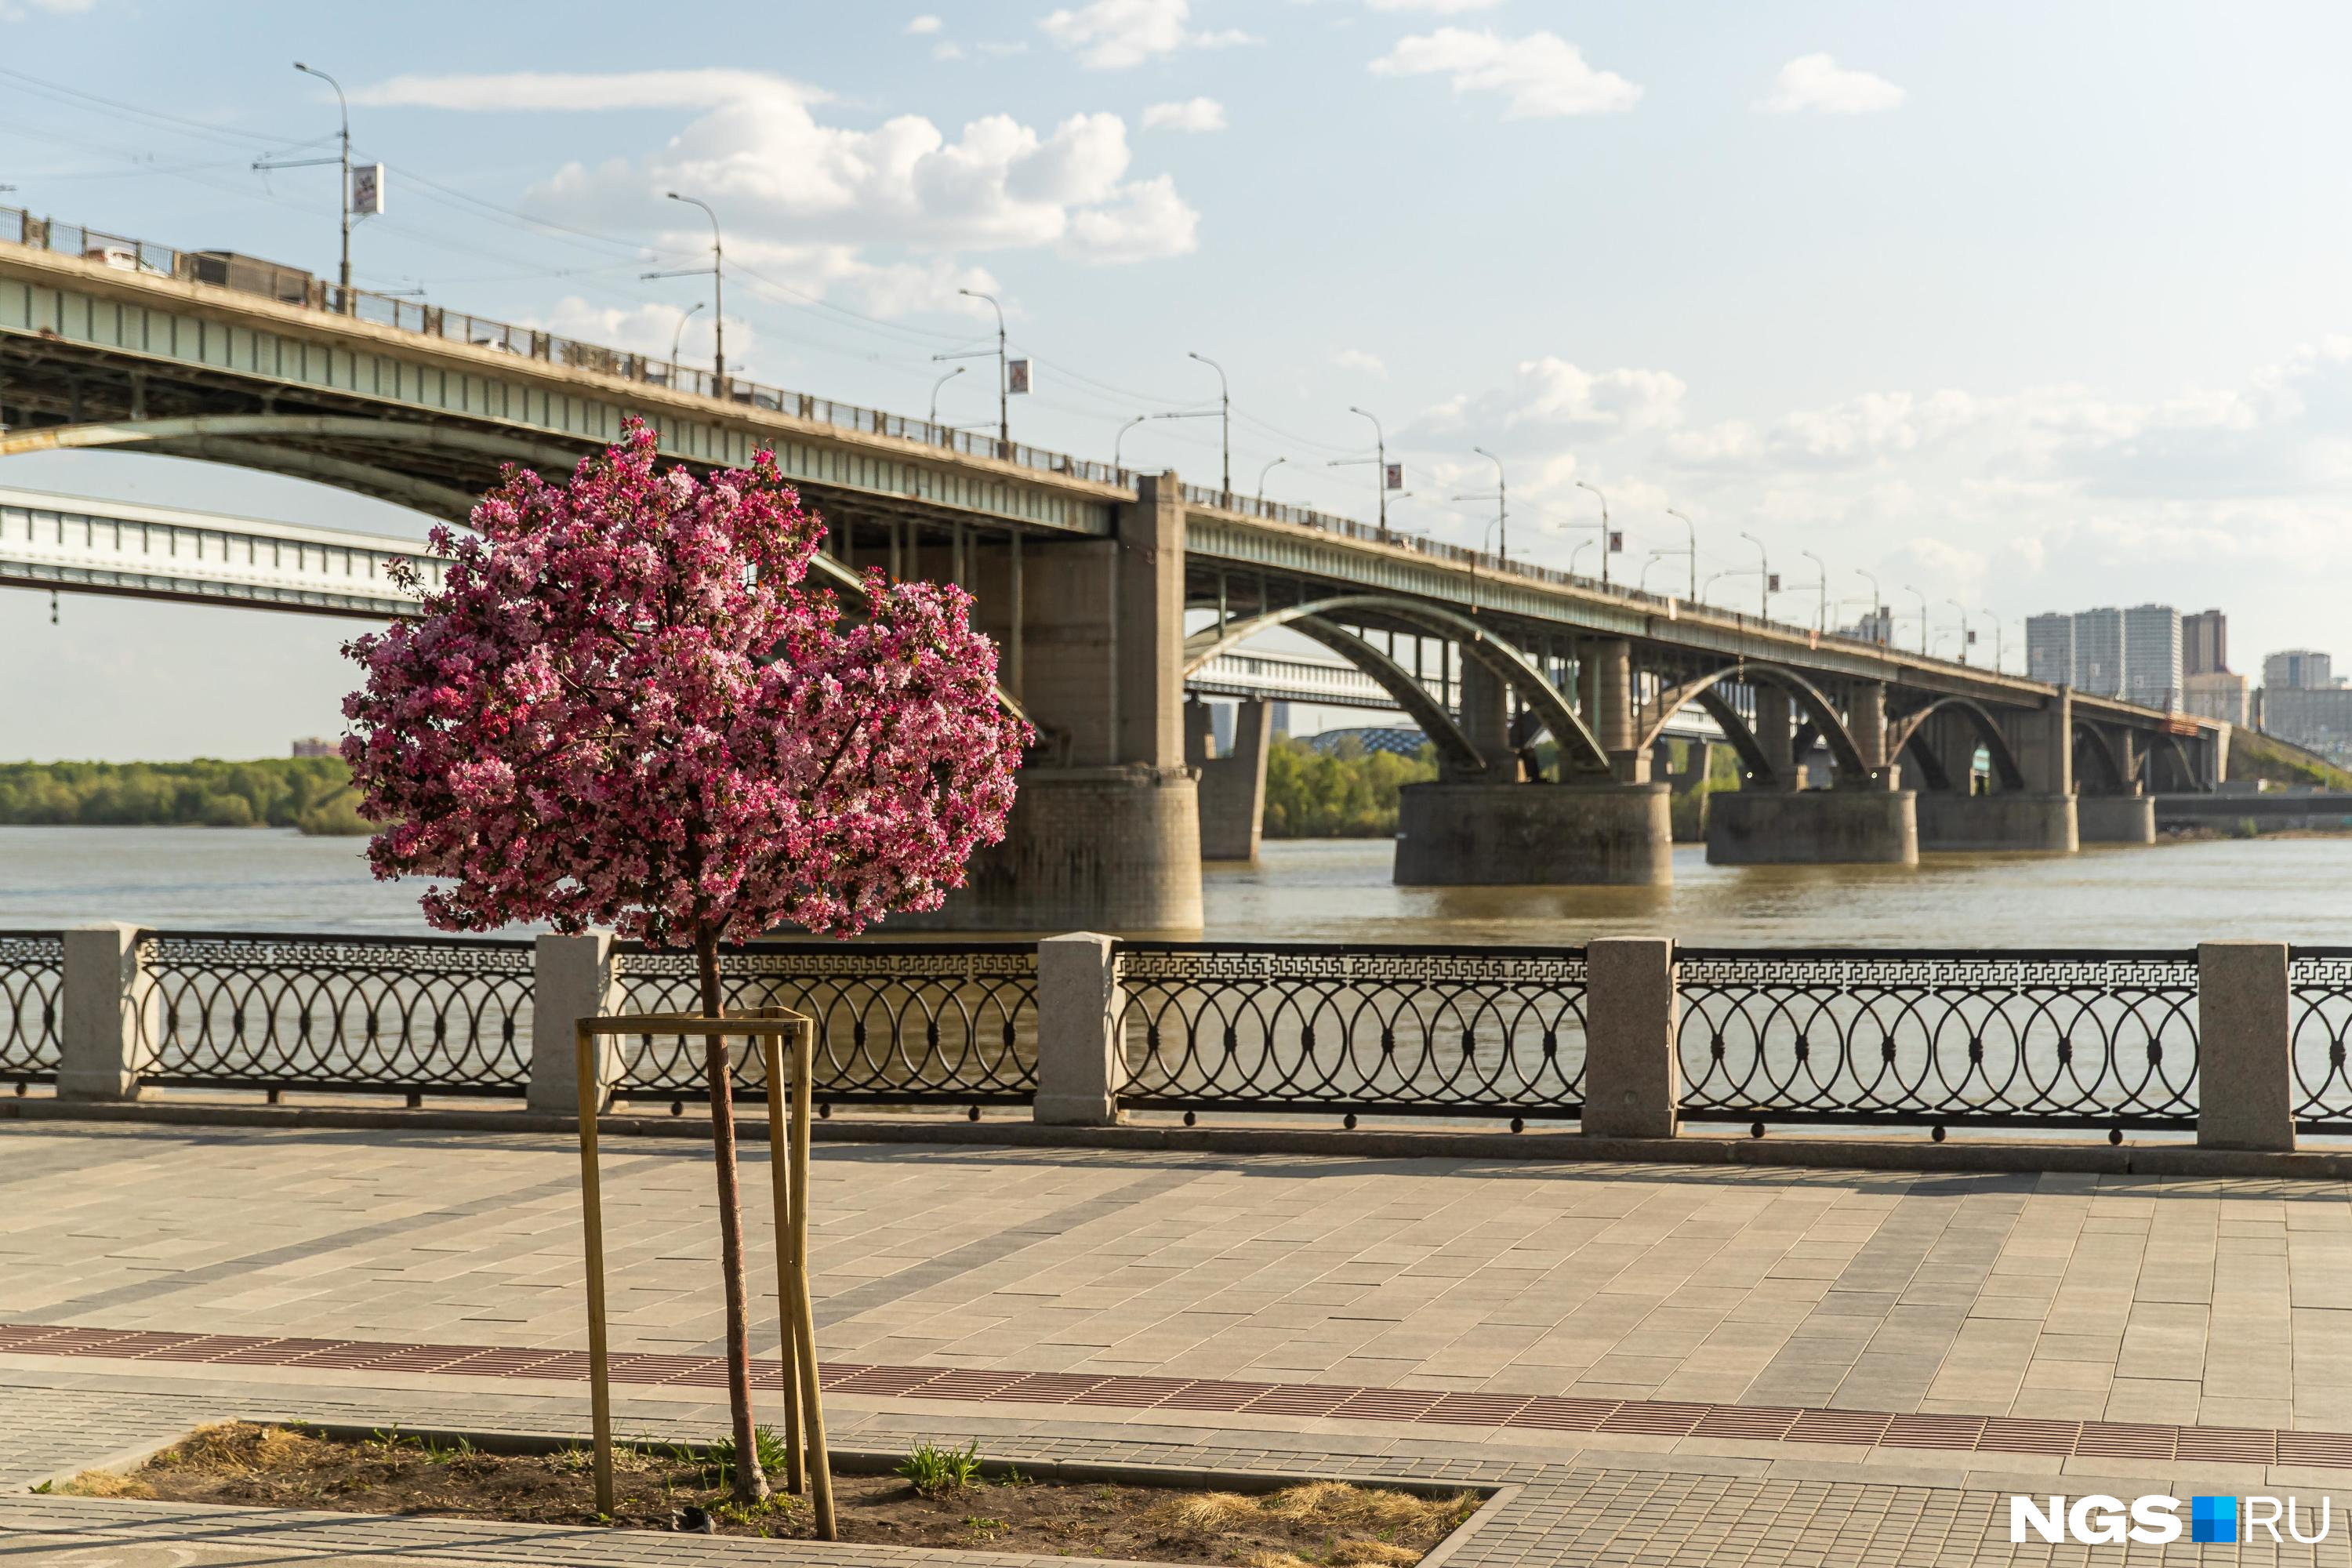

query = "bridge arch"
1183;597;1609;776
1634;662;1871;784
1286;619;1484;774
1886;697;2025;793
2072;722;2129;793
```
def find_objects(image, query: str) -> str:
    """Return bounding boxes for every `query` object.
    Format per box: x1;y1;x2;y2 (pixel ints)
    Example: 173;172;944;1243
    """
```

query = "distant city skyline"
7;2;2352;757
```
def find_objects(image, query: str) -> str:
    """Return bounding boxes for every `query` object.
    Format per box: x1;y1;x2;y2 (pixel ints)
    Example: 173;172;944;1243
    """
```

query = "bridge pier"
1185;696;1272;862
1394;782;1672;886
1915;792;2078;852
920;474;1203;931
2077;793;2157;844
1705;789;1918;865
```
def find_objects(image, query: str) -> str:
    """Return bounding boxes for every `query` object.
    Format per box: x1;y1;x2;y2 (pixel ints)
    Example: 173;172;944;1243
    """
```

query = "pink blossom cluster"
341;422;1029;942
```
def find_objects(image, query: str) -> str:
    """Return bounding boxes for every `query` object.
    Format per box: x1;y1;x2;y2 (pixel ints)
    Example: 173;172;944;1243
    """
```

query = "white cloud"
1040;0;1258;68
1369;28;1640;118
1142;96;1227;132
905;13;942;33
1419;357;1686;441
933;41;965;60
1062;174;1199;262
353;69;814;111
1364;0;1499;10
368;71;1199;264
1758;54;1905;115
1333;348;1386;377
534;297;748;368
0;0;93;16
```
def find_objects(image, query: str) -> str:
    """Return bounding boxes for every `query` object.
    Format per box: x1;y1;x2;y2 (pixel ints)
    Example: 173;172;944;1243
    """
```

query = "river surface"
1;825;2344;947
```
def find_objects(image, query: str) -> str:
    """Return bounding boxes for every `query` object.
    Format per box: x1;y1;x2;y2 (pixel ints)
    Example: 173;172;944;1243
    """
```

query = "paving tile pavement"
3;1365;2348;1566
4;1123;2349;1434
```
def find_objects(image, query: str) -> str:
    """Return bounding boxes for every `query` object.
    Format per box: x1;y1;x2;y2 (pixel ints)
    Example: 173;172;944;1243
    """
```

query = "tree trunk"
698;927;769;1503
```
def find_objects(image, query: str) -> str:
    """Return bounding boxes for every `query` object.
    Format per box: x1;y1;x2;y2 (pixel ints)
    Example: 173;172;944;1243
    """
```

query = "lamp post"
1854;568;1883;644
1903;585;1929;653
1983;608;2004;673
666;194;724;379
1114;414;1149;466
959;288;1008;450
1739;530;1769;618
1453;446;1506;564
1187;351;1230;500
1570;539;1592;576
1946;598;1972;665
671;301;705;367
1327;407;1390;531
928;364;964;426
1639;551;1676;592
1798;550;1828;633
1256;455;1287;506
256;64;355;312
1663;506;1697;600
1573;479;1613;589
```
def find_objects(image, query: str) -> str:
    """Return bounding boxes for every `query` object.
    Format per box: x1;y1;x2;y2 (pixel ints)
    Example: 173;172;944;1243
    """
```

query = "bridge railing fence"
0;204;1976;661
1111;942;1589;1120
0;932;64;1086
608;941;1039;1109
2288;949;2352;1134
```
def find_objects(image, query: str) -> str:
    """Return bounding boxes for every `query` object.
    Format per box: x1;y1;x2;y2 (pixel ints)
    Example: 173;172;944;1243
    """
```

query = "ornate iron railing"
1112;942;1588;1119
1676;949;2201;1132
137;931;535;1095
0;931;64;1083
609;942;1038;1105
2288;949;2352;1133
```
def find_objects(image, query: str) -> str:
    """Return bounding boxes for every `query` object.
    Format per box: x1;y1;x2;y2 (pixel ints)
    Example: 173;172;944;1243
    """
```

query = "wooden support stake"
760;1028;806;1495
789;1021;837;1539
574;1022;615;1519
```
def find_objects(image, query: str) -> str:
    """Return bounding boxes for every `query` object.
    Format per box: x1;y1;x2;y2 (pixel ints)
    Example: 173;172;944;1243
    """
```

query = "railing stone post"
60;924;153;1102
1034;933;1124;1126
1583;936;1679;1140
2197;941;2295;1152
530;931;621;1116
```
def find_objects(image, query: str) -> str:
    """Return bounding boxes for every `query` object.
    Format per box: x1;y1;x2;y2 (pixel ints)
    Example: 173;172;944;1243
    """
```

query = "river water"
2;824;2344;948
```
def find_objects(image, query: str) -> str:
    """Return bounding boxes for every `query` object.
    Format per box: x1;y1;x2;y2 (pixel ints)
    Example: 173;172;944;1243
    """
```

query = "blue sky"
6;0;2352;757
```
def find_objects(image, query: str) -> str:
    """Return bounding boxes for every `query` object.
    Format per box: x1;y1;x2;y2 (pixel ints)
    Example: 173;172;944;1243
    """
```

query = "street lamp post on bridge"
644;193;726;382
1947;599;1973;665
1738;531;1771;619
671;303;705;368
1800;550;1828;633
1453;447;1507;564
1573;479;1615;590
256;64;357;314
1328;407;1392;532
935;288;1011;453
1662;507;1697;601
1256;456;1287;506
1186;352;1231;502
929;364;965;427
1854;569;1884;644
1903;586;1930;654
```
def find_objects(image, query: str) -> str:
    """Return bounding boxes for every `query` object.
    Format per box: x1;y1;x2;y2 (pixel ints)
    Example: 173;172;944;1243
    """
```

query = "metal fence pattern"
1676;949;2201;1131
610;943;1038;1105
1113;943;1588;1118
0;932;64;1081
138;932;534;1095
2288;949;2352;1132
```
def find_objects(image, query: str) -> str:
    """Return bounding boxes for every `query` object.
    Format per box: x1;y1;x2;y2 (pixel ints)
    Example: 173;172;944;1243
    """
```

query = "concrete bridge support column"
1705;680;1918;864
1911;703;2077;853
2078;794;2157;844
1461;658;1516;779
1186;697;1272;862
920;474;1202;932
1395;635;1668;885
1751;684;1797;789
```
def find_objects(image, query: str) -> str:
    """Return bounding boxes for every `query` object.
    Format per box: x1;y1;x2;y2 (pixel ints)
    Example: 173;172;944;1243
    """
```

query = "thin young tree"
341;422;1025;1501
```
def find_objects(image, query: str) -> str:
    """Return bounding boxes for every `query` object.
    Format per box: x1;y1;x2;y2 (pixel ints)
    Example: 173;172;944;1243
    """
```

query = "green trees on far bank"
0;758;373;834
1263;735;1438;838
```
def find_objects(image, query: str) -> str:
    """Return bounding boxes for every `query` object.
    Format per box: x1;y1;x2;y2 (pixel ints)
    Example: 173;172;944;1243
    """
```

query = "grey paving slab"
3;1122;2350;1436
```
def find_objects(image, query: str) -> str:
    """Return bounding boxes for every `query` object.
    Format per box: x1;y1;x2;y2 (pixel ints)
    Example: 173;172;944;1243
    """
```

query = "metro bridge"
0;206;2224;930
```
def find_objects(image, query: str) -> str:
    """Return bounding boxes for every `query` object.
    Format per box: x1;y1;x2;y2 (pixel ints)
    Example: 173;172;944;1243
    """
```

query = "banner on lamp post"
1007;359;1031;394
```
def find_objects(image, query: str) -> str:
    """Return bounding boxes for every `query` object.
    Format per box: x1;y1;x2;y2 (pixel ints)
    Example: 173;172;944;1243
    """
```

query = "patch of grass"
897;1438;983;1494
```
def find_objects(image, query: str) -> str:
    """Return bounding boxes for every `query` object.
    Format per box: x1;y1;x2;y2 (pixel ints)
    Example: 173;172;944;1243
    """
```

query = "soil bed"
64;1422;1479;1564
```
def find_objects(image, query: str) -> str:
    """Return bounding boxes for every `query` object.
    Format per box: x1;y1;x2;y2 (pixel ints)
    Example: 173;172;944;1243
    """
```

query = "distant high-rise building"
2183;671;2248;727
2026;613;2076;687
2122;604;2183;709
2073;608;2126;698
291;737;337;759
2183;609;2227;675
2264;649;2334;691
1837;606;1894;645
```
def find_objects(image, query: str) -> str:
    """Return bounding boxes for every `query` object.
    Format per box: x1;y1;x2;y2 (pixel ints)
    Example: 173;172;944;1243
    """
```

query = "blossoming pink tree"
341;423;1026;1501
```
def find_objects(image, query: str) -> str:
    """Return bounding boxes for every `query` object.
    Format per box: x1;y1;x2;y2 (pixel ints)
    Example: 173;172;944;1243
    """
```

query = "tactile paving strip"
2;1319;2342;1468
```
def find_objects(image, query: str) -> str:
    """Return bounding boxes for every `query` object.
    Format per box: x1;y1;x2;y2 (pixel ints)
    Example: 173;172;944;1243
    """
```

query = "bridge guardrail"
0;204;2115;679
